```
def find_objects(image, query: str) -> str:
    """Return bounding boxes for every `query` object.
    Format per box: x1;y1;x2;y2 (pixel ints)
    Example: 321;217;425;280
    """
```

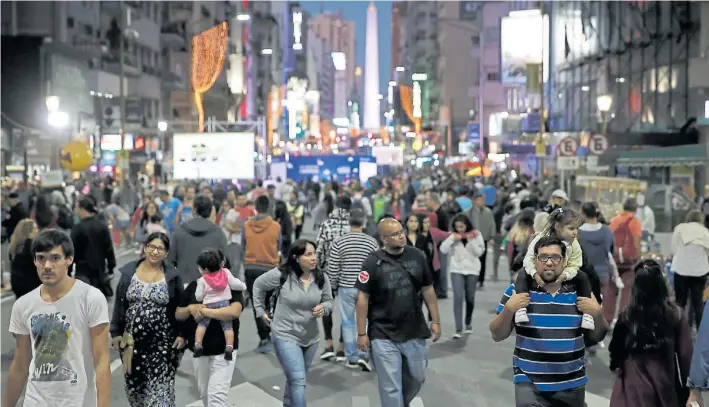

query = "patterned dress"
124;276;183;406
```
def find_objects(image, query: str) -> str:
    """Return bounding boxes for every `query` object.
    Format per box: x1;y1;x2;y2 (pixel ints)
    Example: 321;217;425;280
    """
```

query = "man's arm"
2;334;31;407
422;286;440;323
356;291;369;336
201;301;243;321
489;306;516;342
90;323;111;407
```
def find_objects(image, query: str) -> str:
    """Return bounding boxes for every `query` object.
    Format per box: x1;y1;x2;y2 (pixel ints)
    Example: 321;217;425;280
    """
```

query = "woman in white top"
440;213;485;338
671;209;709;328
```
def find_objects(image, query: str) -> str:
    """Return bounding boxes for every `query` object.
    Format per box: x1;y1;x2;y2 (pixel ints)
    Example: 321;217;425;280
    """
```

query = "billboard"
172;132;255;180
271;155;375;183
500;10;549;85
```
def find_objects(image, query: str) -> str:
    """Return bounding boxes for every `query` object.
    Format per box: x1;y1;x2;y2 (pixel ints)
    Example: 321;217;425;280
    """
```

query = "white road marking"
410;397;425;407
586;391;610;407
186;382;281;406
110;358;123;373
352;396;370;407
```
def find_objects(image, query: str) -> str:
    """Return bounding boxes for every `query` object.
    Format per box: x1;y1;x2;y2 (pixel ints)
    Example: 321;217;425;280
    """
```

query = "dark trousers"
674;273;708;329
322;312;343;344
294;224;303;240
478;240;488;286
245;268;272;341
515;383;585;407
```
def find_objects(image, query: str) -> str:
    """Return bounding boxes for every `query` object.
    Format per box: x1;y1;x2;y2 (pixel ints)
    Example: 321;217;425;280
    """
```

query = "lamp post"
596;94;613;137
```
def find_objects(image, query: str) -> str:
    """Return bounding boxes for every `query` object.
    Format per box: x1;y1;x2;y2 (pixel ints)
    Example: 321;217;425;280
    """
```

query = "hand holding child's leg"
573;271;595;331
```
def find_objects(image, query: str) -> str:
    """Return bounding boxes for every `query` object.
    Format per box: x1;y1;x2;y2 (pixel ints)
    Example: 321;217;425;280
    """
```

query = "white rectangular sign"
556;156;580;171
173;132;255;180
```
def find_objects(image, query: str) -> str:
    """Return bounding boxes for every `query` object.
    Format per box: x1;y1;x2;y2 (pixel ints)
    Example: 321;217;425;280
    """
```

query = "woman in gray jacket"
253;239;333;407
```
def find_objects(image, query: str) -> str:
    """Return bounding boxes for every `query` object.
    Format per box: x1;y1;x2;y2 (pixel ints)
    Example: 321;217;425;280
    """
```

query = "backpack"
613;217;638;268
267;271;289;320
56;205;75;230
351;198;366;212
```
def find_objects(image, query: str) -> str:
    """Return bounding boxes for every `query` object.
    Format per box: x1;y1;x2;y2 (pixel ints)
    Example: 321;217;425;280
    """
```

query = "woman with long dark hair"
32;194;55;230
252;239;333;407
609;259;692;407
9;219;40;298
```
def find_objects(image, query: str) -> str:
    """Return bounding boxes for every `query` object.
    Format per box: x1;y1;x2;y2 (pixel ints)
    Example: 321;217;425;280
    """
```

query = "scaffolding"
550;1;700;133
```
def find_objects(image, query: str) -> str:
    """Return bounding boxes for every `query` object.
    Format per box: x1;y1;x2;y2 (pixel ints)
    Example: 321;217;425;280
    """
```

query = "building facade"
307;12;356;99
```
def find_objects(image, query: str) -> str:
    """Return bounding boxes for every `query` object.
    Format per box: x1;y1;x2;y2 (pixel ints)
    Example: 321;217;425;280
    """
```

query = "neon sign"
293;11;302;50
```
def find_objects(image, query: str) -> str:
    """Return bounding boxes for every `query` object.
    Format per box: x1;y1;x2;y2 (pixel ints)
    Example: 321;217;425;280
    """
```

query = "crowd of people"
3;168;709;407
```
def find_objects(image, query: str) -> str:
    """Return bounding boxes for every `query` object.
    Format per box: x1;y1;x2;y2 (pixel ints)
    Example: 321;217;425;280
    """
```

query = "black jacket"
71;215;117;274
109;259;185;339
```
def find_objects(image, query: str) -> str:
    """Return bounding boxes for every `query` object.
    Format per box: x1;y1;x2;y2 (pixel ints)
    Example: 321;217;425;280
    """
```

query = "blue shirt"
480;185;497;207
160;197;181;232
455;196;473;212
497;283;587;392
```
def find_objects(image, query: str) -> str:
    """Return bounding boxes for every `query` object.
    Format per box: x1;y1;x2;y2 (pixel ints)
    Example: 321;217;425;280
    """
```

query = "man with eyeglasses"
489;235;608;407
356;218;441;407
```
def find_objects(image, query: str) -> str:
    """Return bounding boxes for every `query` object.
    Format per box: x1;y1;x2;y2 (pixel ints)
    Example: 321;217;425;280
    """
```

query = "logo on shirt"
358;271;370;283
29;312;77;383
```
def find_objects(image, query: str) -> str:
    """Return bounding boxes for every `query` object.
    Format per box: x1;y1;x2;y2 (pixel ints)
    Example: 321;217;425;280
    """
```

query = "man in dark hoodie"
242;195;281;353
167;195;228;284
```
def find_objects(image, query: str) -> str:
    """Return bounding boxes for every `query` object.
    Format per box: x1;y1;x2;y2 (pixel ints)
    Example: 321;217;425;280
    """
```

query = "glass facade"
550;1;703;133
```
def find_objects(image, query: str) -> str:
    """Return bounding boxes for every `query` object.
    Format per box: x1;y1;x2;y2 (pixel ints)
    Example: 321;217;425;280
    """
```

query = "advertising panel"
172;132;255;180
273;155;375;183
500;10;549;85
372;146;404;166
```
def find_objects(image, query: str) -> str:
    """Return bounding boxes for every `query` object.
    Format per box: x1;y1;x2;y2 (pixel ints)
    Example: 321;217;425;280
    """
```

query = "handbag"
121;271;161;374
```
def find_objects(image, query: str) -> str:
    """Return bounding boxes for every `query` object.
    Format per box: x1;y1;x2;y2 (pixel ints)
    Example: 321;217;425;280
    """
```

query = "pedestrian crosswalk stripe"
185;382;426;406
585;391;610;407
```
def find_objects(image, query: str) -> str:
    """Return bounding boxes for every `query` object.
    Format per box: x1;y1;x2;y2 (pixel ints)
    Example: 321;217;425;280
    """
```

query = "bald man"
355;218;441;407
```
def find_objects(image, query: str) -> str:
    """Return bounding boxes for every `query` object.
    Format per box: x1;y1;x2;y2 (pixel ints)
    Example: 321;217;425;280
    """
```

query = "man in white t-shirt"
3;229;111;407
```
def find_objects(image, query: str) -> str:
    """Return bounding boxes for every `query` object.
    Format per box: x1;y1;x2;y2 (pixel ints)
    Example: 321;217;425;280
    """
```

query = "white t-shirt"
224;208;242;244
9;280;110;407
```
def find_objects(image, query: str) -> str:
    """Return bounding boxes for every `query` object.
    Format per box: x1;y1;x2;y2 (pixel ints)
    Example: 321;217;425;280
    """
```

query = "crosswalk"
184;382;609;407
185;382;427;407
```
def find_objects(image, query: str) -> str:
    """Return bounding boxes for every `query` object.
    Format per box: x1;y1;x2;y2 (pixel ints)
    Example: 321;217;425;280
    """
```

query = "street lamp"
46;96;69;128
261;48;273;55
412;73;428;81
157;120;168;132
236;13;250;21
395;66;405;72
597;94;613;136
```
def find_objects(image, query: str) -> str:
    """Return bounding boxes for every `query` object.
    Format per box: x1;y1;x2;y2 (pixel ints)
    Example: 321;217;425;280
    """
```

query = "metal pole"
262;116;268;179
119;0;127;178
539;0;546;180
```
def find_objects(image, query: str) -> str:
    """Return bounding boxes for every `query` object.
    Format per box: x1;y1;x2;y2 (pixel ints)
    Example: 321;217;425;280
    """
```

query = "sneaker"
335;349;346;362
255;339;272;354
453;332;462;339
193;346;204;358
357;357;373;372
224;346;234;361
581;313;595;330
344;360;359;369
515;308;530;324
320;347;336;361
464;326;474;334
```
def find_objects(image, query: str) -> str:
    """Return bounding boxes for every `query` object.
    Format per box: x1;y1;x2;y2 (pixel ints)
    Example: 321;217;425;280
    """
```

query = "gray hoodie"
167;217;229;283
578;223;614;277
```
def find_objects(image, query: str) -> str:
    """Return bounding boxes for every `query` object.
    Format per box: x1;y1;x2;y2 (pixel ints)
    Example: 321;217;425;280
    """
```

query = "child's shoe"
581;313;595;330
515;308;530;324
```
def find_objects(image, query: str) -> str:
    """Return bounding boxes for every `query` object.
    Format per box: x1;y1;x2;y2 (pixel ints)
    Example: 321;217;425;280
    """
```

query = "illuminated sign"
331;52;346;71
413;82;422;118
293;11;302;50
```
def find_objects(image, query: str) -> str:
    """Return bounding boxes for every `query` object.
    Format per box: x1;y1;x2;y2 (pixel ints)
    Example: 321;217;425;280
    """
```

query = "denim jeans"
514;383;585;407
450;273;478;332
339;287;367;363
272;336;319;407
439;253;449;295
371;339;428;407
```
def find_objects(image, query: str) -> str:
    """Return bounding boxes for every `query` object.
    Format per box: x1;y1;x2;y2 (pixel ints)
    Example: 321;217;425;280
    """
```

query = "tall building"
307;12;356;98
307;30;335;124
402;1;441;131
362;2;380;133
391;2;406;76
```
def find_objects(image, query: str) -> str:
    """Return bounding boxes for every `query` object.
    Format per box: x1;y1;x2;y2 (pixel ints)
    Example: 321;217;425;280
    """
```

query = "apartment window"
67;18;75;28
84;25;93;36
484;26;500;43
487;71;500;82
471;36;480;46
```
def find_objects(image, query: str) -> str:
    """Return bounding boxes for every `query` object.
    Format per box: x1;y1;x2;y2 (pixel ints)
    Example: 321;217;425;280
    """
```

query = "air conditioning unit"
103;105;121;130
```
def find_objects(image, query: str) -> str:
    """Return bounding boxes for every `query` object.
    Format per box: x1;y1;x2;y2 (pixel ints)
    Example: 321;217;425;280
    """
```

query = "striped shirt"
496;283;588;392
327;232;379;289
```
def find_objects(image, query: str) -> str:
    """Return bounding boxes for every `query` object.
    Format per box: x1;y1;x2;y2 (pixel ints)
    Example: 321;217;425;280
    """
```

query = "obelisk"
362;2;380;133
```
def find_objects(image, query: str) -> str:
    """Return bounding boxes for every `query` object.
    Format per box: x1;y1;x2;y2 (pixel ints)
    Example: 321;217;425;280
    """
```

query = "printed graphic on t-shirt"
30;312;78;384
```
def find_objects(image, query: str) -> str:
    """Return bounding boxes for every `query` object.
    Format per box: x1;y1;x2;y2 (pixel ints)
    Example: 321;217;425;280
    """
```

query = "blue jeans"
450;273;478;332
439;253;449;295
339;287;367;363
272;336;319;407
371;339;428;407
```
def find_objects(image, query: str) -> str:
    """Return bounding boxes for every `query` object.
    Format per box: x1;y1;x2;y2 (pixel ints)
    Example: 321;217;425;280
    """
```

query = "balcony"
71;36;112;58
101;52;142;77
161;21;186;48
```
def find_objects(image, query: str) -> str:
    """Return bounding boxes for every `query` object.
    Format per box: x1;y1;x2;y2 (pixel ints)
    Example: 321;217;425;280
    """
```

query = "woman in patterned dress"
110;232;187;406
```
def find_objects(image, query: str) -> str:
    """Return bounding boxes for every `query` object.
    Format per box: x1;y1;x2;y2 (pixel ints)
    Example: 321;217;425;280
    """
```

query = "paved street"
0;219;616;406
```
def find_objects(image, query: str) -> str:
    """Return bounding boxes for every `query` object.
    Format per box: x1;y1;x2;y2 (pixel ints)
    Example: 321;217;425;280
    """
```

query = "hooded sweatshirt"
315;207;350;270
167;217;229;283
241;215;281;271
195;268;247;305
578;222;614;277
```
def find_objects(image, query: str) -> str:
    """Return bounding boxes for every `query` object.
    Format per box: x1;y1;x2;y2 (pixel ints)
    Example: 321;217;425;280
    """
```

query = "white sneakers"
515;307;595;330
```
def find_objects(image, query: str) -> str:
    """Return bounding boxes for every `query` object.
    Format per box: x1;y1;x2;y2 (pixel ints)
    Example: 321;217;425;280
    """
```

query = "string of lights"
191;21;229;132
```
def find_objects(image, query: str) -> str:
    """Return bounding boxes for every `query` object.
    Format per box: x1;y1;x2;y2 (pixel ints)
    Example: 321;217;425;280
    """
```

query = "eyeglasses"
536;254;563;264
383;230;405;239
146;244;166;254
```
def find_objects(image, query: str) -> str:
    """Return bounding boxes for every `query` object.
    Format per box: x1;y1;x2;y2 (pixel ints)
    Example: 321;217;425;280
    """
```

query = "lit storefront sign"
413;82;422;118
293;11;303;50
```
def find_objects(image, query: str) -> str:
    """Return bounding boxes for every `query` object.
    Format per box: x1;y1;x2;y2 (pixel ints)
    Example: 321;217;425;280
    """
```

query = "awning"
616;144;709;167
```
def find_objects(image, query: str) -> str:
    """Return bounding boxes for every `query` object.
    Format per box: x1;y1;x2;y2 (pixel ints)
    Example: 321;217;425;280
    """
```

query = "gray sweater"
253;268;333;347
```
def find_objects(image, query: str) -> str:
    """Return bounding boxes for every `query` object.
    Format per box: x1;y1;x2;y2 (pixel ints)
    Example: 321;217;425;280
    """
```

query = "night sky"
301;1;393;92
